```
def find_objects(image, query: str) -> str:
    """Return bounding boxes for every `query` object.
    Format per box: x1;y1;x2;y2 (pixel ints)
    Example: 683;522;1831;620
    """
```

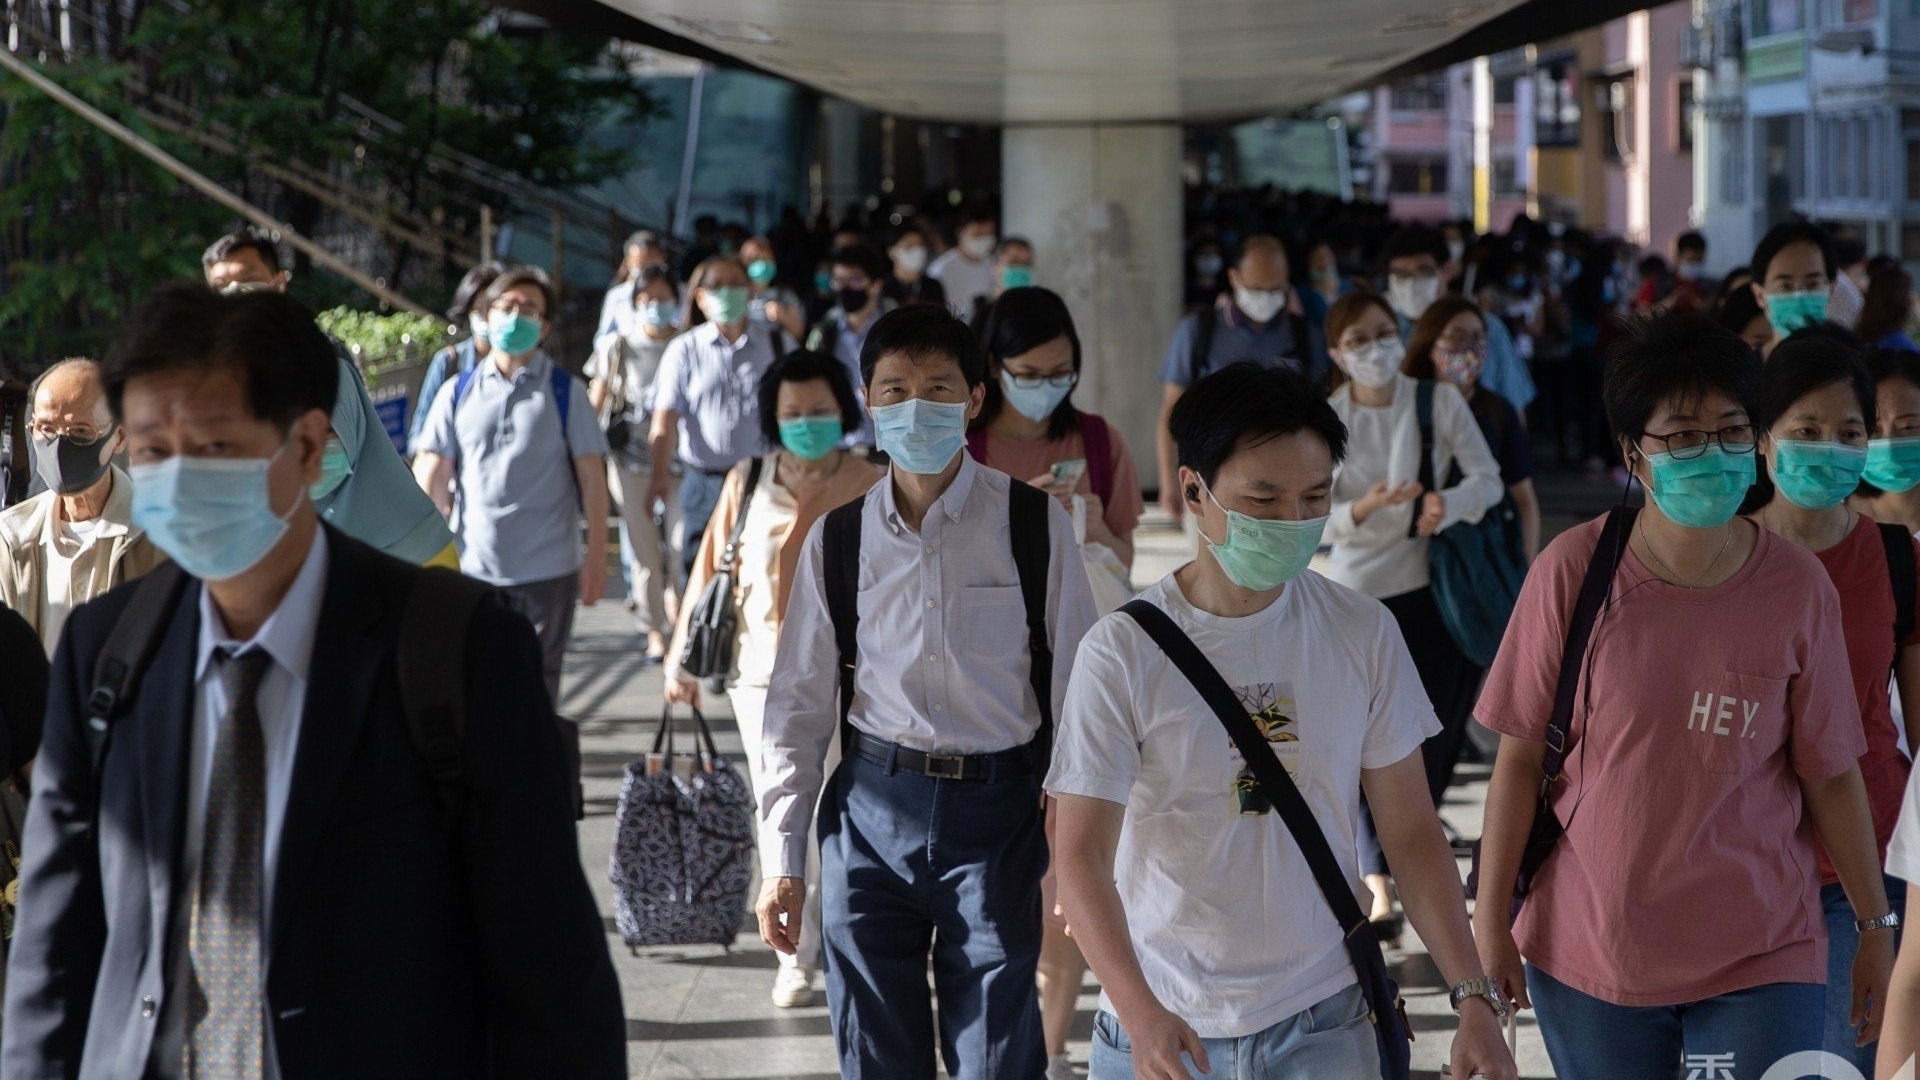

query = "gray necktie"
186;648;272;1080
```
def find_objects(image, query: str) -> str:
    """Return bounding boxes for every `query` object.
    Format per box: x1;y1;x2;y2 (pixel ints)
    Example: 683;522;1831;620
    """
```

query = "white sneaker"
1046;1055;1077;1080
770;964;816;1009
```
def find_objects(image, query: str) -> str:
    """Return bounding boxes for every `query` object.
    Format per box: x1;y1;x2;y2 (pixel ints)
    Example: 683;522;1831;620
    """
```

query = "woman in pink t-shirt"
1745;328;1920;1071
1471;312;1894;1077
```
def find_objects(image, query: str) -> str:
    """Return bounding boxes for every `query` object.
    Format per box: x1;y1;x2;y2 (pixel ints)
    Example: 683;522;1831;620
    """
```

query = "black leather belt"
850;731;1036;781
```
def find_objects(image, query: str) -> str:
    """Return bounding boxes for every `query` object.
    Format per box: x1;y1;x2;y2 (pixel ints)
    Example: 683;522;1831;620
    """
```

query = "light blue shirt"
655;321;780;472
418;351;608;586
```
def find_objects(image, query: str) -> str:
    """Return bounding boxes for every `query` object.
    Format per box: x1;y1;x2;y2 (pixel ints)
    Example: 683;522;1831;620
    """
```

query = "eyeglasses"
1637;423;1758;459
31;422;109;445
1006;373;1077;391
490;299;545;318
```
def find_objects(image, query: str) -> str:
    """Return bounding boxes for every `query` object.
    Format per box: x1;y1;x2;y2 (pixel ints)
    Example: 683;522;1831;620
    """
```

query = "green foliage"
315;307;455;371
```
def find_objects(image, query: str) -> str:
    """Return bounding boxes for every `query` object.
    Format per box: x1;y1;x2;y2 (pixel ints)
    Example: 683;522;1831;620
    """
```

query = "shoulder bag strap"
1882;522;1917;655
398;567;490;827
823;499;865;726
1542;506;1637;782
1409;380;1437;540
86;562;190;788
1008;482;1054;760
1188;308;1218;388
717;458;765;574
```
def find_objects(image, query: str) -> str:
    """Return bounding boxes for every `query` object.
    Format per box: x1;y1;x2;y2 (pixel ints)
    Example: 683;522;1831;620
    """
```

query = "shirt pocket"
1691;671;1790;777
958;584;1027;665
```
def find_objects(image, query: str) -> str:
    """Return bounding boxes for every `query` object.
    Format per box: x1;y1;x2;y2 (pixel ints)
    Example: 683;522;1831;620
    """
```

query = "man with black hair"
1750;220;1840;358
805;243;894;447
202;228;289;294
929;206;1000;318
4;283;624;1080
1381;224;1536;415
758;303;1098;1079
1051;362;1518;1080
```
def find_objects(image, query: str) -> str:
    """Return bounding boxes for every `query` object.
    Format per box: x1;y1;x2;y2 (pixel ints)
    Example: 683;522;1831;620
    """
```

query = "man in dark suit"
2;283;626;1080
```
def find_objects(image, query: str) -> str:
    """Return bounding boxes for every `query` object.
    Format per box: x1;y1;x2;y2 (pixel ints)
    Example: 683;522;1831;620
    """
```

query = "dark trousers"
819;746;1048;1080
499;572;578;707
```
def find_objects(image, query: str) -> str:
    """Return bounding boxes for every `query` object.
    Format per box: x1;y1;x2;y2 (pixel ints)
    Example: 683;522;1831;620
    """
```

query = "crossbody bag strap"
1409;380;1436;540
717;457;766;574
1542;506;1637;782
1881;521;1916;656
823;499;865;727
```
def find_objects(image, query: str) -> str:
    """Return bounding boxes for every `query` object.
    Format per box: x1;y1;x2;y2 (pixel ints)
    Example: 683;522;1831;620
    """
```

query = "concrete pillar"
1002;124;1183;495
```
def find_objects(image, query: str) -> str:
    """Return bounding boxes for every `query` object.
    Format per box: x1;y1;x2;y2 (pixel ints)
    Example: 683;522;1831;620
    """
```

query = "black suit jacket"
1;527;625;1080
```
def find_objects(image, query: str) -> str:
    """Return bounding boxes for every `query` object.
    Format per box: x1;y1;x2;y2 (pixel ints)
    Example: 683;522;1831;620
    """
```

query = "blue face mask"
1770;439;1866;510
1765;290;1830;338
872;397;970;475
1644;445;1757;529
310;438;352;502
778;416;843;461
1000;265;1035;290
641;300;677;329
487;310;542;356
999;370;1073;423
1865;436;1920;493
747;259;777;286
1203;486;1327;592
131;445;296;581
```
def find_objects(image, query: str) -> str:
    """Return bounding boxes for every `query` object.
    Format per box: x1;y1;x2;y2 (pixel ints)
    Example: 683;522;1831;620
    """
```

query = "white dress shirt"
155;528;329;1080
760;455;1098;880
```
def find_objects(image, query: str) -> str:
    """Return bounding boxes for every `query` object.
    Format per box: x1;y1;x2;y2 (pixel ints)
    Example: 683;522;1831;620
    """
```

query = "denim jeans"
1527;963;1822;1079
1822;874;1908;1072
676;467;728;581
1087;984;1378;1080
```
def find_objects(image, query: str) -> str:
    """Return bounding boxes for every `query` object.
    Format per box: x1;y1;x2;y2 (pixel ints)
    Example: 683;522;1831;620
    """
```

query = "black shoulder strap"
398;567;491;826
1882;521;1917;655
1119;598;1367;934
1008;481;1054;759
86;562;190;785
718;458;765;573
1542;507;1637;781
823;499;865;726
1188;308;1218;388
1409;380;1437;539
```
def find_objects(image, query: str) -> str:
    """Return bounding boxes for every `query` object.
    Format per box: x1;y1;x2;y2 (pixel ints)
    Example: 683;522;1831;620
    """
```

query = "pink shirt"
1477;516;1864;1006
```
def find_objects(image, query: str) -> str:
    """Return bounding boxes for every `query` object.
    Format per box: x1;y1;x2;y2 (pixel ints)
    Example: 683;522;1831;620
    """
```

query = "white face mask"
1387;276;1441;321
1341;337;1405;389
961;235;996;260
894;246;929;274
1234;286;1287;324
1446;240;1466;264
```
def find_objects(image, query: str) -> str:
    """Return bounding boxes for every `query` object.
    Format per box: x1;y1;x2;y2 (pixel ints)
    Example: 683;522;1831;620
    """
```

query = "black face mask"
33;431;112;495
836;286;872;314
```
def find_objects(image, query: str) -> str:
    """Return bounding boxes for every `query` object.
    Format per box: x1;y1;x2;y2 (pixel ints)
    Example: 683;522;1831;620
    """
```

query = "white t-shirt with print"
1045;570;1437;1039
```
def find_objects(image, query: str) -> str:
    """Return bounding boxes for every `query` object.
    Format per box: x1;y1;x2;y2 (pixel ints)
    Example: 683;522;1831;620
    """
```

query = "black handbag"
1466;506;1633;920
678;458;764;679
1120;599;1411;1080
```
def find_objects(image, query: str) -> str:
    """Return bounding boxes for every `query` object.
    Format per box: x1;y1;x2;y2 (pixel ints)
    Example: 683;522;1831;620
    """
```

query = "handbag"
1119;599;1411;1080
678;458;765;679
1466;506;1634;921
609;705;756;950
1411;380;1527;667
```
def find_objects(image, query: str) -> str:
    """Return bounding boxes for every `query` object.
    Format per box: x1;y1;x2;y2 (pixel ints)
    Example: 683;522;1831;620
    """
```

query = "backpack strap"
1543;506;1638;782
1079;413;1113;504
1008;481;1054;762
85;562;191;789
822;499;865;727
1410;380;1437;539
1187;307;1218;388
398;567;491;828
1882;521;1917;658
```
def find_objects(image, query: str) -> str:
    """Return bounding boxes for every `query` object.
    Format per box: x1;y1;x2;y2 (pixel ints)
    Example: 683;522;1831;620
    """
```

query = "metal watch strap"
1857;911;1902;933
1449;975;1509;1016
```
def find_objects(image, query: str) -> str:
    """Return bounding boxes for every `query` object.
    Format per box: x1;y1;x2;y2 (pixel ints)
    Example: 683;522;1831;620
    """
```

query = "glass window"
1677;78;1696;153
1534;53;1581;148
1390;75;1450;112
1388;159;1449;194
1755;0;1804;35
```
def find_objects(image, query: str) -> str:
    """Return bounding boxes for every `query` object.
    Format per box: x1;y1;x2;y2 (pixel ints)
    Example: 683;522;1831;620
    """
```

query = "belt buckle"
924;753;966;780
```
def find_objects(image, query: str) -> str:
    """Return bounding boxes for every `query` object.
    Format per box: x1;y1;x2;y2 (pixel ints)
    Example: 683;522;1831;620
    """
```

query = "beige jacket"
0;466;167;653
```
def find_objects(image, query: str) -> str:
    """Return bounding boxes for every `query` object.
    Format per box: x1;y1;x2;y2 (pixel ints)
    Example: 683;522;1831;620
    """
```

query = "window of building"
1598;74;1635;163
1388;159;1449;194
1494;77;1517;106
1492;158;1520;194
1390;74;1449;112
1754;0;1804;35
1534;53;1581;148
1676;77;1696;153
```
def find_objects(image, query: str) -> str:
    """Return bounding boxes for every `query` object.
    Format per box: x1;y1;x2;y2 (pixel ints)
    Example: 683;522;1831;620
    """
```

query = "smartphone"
1050;458;1087;488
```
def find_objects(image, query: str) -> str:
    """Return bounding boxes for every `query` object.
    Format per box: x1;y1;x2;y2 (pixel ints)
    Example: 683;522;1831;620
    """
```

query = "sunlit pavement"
563;466;1630;1078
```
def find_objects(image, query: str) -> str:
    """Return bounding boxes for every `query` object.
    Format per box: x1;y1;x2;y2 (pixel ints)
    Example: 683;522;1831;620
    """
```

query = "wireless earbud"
1186;486;1199;502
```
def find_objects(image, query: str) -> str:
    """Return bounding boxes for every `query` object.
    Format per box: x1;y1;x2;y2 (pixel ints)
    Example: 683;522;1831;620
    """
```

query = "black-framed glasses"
1006;373;1077;391
1637;423;1758;459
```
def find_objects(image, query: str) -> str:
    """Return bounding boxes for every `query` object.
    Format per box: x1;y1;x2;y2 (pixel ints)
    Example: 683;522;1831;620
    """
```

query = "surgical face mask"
1435;346;1485;388
1340;337;1405;390
961;235;997;260
1387;275;1440;320
1000;265;1035;290
310;437;352;501
1865;436;1920;493
32;429;113;495
131;443;297;581
813;269;832;293
1234;286;1287;324
1643;445;1756;529
872;396;970;475
999;370;1073;423
1195;254;1224;278
702;285;751;324
1310;267;1340;286
746;259;777;286
894;246;929;274
778;416;843;461
641;299;677;329
1506;274;1530;293
1765;290;1830;338
836;285;873;313
1677;260;1704;282
1769;439;1867;510
1446;240;1466;264
487;310;542;356
1546;250;1567;278
1201;485;1327;592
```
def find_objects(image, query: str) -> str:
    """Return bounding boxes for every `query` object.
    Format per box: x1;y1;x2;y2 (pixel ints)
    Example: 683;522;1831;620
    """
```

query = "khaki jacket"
0;466;167;652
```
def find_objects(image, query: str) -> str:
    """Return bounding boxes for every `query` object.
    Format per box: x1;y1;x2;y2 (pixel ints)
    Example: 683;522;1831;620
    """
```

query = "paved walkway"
564;467;1631;1079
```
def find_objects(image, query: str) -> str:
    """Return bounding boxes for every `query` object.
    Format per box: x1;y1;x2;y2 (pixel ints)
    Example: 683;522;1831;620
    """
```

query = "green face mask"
1203;486;1326;592
310;439;352;501
1765;290;1830;338
703;286;751;324
747;259;777;286
1769;439;1866;510
1000;265;1035;290
778;416;843;461
1644;445;1756;528
1865;436;1920;493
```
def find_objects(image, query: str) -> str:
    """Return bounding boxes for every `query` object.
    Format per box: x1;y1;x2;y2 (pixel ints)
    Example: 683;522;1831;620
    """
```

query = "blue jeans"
1823;874;1908;1071
1527;963;1822;1079
675;467;728;580
1087;984;1378;1080
819;745;1048;1080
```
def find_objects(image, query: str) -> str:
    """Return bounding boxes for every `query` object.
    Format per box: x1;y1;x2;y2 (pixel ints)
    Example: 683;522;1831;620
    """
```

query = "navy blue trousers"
818;746;1049;1080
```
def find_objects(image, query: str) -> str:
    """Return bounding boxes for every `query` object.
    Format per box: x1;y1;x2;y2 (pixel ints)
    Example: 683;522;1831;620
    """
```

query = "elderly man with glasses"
0;358;167;655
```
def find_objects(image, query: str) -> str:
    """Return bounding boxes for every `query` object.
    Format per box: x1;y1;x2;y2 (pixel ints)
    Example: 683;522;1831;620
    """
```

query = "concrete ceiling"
568;0;1667;125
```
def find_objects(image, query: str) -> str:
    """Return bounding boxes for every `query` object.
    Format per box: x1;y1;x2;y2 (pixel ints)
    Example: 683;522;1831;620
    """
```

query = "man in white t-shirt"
927;207;998;318
1047;362;1517;1080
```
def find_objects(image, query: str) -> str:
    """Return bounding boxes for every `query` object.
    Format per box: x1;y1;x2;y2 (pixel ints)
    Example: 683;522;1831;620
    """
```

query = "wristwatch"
1449;975;1509;1018
1857;911;1903;933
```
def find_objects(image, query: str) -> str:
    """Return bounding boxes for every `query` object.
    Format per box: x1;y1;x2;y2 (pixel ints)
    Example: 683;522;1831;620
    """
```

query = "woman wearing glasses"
1472;313;1892;1076
966;286;1142;1080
